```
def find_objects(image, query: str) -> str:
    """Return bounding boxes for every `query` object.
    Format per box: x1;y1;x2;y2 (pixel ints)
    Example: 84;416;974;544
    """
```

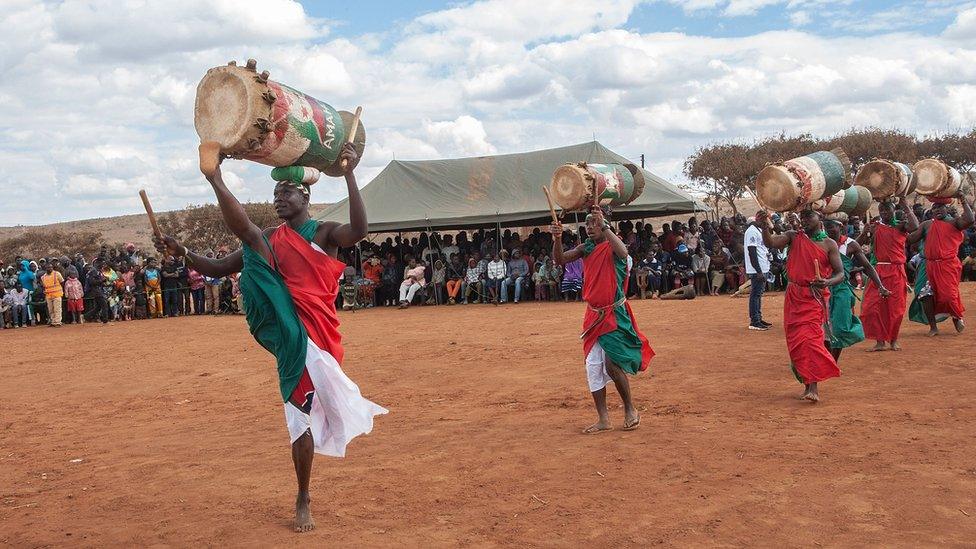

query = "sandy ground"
2;286;975;547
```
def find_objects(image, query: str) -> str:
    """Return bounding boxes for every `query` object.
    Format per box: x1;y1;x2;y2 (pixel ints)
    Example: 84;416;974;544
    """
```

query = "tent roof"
315;141;708;233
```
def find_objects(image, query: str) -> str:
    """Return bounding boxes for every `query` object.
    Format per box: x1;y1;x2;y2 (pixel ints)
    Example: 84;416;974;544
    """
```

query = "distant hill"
0;204;333;253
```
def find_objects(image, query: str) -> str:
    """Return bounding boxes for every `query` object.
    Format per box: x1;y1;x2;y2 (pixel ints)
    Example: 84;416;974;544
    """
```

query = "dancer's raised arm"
199;142;269;259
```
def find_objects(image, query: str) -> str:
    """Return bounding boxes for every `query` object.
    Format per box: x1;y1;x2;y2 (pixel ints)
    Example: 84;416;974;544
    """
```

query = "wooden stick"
139;189;162;240
340;106;363;170
813;259;821;280
542;186;559;224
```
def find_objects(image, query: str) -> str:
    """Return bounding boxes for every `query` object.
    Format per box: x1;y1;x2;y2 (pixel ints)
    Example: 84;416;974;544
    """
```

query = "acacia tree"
158;203;279;252
823;128;918;170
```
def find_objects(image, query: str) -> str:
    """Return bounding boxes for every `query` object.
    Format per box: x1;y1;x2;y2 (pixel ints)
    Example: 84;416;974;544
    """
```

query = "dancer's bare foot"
889;341;901;351
866;342;887;352
926;328;939;337
953;318;965;333
295;493;315;533
583;420;613;434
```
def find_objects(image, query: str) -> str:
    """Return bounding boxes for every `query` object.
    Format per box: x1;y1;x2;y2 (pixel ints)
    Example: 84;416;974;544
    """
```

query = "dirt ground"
2;286;975;547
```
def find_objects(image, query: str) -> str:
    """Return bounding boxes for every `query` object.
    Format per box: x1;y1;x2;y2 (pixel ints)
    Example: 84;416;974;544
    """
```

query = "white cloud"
424;116;498;157
2;0;976;226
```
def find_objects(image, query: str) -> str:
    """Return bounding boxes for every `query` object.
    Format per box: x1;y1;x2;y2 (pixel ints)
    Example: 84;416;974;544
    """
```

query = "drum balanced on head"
193;59;366;182
549;162;645;212
755;148;852;212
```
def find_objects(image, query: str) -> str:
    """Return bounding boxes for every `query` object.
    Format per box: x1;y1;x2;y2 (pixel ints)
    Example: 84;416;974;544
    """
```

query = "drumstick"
139;189;162;240
340;106;363;170
813;259;821;281
542;186;559;224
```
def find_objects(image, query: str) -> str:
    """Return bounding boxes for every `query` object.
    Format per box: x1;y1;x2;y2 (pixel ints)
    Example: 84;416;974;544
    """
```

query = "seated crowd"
4;206;975;326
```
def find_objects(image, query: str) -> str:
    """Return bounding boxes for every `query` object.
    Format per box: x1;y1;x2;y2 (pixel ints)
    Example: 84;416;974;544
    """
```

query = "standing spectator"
502;249;529;303
40;263;65;327
486;252;507;304
86;260;109;323
744;217;771;330
64;268;85;325
161;256;181;317
204;270;222;314
398;258;426;308
144;258;163;318
380;255;401;306
188;267;206;314
177;259;191;315
8;282;30;327
533;257;551;301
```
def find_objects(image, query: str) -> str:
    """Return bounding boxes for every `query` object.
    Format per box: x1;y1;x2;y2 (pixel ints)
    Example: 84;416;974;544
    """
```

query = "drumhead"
756;164;800;212
912;158;948;195
854;159;898;199
551;164;591;211
194;65;270;154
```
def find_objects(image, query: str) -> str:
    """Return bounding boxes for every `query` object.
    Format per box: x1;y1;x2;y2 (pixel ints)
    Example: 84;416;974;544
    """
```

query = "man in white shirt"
744;217;771;330
486;252;507;304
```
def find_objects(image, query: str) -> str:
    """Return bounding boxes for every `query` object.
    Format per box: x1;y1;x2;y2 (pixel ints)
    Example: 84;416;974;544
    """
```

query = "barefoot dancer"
154;143;387;533
859;199;918;351
552;206;654;433
824;220;890;361
757;209;845;403
908;193;975;336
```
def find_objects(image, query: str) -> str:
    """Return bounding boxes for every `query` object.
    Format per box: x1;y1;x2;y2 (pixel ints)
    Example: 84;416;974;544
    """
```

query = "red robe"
860;224;908;341
925;219;965;319
785;232;840;384
581;240;654;374
269;223;346;407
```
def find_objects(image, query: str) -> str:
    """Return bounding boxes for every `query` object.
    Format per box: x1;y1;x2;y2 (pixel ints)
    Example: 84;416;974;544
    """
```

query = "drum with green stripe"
588;163;636;207
808;151;847;196
836;186;861;215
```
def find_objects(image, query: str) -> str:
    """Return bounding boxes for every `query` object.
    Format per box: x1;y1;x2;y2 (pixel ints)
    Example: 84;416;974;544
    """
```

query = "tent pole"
398;231;403;262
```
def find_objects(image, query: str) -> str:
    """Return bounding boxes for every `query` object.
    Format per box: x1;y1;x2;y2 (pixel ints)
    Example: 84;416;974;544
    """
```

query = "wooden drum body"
755;149;850;212
194;60;366;177
550;162;641;211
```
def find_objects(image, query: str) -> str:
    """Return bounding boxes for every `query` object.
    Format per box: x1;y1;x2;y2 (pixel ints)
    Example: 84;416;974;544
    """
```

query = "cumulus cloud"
2;0;976;225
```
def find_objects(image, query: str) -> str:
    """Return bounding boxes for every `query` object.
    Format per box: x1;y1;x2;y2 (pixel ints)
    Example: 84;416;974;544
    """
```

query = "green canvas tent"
315;141;707;232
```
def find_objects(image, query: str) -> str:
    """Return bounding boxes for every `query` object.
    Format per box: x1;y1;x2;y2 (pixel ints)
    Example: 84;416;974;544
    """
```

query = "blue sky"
1;0;975;225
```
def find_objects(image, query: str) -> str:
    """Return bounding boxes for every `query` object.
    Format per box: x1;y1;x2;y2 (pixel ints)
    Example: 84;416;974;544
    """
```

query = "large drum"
194;59;366;177
834;186;865;216
814;189;846;215
853;186;873;216
855;159;912;199
913;158;964;198
550;163;640;211
755;148;851;212
623;164;647;204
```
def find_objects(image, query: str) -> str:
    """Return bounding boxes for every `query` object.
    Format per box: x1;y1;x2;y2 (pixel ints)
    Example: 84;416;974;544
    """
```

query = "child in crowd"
122;290;135;320
64;268;85;324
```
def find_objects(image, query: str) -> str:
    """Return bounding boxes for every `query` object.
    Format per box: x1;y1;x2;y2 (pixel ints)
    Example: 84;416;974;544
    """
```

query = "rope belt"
580;296;627;339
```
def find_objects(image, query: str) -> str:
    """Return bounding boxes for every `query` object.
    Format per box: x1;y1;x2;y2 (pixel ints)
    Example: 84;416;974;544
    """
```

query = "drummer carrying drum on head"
551;206;654;434
907;192;975;336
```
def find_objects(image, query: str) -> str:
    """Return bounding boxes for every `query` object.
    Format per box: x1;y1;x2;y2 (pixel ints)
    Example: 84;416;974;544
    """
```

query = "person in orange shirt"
359;256;382;307
40;263;65;327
